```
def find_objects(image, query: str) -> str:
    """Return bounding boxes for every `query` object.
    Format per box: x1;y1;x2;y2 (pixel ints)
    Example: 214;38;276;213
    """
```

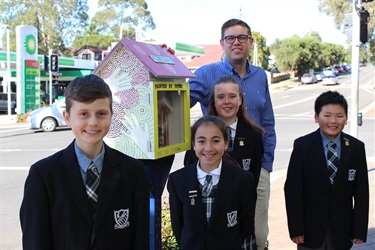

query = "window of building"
82;53;91;60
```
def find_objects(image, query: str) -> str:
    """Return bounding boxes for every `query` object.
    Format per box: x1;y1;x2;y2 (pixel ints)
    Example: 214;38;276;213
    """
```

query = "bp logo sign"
24;34;36;55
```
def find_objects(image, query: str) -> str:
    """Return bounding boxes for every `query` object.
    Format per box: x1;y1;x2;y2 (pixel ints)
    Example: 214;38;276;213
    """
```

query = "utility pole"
350;0;361;138
5;25;11;117
253;43;258;66
49;49;53;105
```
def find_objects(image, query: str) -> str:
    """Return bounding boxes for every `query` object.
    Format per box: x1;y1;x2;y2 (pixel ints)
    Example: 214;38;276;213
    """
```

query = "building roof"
180;44;224;70
73;45;108;55
95;40;195;78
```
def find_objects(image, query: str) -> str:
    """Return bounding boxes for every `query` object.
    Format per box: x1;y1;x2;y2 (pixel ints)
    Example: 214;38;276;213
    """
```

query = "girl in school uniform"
168;115;257;250
207;75;264;187
185;75;264;187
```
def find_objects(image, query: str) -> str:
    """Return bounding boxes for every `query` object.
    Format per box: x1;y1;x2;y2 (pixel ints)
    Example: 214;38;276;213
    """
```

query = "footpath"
268;164;374;249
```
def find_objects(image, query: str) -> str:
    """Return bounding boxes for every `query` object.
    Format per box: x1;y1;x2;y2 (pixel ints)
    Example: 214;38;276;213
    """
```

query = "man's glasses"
223;35;252;44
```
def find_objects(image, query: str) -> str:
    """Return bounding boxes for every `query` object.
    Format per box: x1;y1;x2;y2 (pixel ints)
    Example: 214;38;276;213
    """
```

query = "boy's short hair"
221;19;252;39
314;91;348;116
64;74;113;114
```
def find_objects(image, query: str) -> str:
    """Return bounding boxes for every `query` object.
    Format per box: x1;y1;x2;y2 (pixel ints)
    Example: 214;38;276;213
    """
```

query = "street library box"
94;39;195;159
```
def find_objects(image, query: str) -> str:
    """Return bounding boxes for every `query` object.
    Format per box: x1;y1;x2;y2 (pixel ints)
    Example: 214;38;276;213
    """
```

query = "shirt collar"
196;159;222;186
222;55;251;74
228;118;238;131
320;130;341;148
74;141;105;174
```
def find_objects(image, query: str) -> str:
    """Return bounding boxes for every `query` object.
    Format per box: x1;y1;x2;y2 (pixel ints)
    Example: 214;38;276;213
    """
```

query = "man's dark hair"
221;19;252;39
314;91;348;116
64;74;113;113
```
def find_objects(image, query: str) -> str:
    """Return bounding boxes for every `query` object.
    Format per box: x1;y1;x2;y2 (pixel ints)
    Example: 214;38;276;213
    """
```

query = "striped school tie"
327;141;339;184
202;174;213;197
86;161;100;213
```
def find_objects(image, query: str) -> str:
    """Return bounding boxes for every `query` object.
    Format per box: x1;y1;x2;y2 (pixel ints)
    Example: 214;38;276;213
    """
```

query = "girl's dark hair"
191;115;240;167
207;75;265;135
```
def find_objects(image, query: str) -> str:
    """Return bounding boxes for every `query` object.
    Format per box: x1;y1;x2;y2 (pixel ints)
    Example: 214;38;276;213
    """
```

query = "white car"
322;75;339;86
27;98;68;132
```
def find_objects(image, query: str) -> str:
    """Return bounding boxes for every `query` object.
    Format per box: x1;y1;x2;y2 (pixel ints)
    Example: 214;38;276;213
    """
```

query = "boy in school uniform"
284;90;369;249
20;74;150;250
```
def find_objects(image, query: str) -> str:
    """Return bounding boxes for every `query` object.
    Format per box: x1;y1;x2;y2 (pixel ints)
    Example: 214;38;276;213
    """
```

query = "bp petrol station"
0;25;203;115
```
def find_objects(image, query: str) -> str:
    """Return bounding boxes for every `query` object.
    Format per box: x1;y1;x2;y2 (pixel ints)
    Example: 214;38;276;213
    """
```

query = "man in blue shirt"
189;18;276;250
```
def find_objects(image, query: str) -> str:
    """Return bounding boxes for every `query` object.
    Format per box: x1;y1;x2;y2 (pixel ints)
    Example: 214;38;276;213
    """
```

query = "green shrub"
161;198;178;250
16;110;32;123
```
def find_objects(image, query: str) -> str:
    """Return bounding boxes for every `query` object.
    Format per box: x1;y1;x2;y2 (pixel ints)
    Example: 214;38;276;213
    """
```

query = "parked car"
322;75;339;85
323;67;337;76
334;65;344;73
340;64;348;72
343;63;351;70
313;72;325;81
27;98;67;132
301;73;317;84
0;93;16;114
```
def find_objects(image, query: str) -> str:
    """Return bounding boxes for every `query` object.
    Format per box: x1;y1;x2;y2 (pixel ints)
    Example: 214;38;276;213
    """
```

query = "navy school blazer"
284;129;369;249
167;159;257;250
20;141;150;250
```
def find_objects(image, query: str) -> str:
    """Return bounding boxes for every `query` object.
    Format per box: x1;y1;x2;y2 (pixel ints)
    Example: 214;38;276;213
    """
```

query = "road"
0;65;374;249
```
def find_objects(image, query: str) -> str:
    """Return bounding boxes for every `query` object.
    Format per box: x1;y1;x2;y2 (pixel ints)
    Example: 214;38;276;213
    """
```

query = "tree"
319;43;346;67
0;0;89;55
271;35;319;77
248;31;270;69
271;34;346;78
73;22;118;48
369;39;375;63
73;34;117;48
318;0;375;63
92;0;155;40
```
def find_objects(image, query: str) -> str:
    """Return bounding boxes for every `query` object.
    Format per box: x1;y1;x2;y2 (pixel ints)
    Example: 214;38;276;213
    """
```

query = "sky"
0;0;350;49
98;0;350;47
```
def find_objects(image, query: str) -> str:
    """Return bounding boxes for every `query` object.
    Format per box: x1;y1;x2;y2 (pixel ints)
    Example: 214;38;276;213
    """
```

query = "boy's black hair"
64;74;113;113
314;91;348;116
221;19;252;39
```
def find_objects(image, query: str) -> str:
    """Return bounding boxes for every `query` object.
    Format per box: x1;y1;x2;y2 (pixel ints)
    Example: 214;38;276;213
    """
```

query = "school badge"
242;159;251;171
227;210;238;228
189;190;198;206
114;208;130;229
348;169;356;181
344;138;350;146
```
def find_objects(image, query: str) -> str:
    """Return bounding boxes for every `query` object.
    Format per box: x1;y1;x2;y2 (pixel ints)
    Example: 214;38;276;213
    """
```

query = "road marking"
273;94;319;110
0;149;62;152
0;127;29;133
0;166;30;171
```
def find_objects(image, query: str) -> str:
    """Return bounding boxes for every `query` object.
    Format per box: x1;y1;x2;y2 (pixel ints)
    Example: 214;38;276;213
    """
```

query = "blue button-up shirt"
320;131;342;161
74;141;105;182
189;56;276;171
